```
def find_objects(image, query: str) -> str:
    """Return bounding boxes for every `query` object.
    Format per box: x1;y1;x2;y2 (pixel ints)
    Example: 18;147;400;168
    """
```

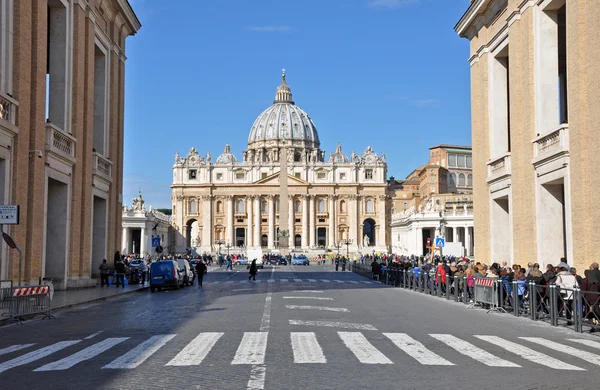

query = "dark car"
177;259;194;286
267;255;287;265
150;260;184;292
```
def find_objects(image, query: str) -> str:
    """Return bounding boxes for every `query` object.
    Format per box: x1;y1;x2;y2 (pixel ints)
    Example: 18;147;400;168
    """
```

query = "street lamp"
333;241;343;256
224;242;233;257
215;239;225;255
341;239;353;257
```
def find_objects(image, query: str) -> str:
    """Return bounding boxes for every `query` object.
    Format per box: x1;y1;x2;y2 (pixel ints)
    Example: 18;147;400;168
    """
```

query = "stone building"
0;1;140;289
122;191;171;258
455;0;597;270
171;72;389;255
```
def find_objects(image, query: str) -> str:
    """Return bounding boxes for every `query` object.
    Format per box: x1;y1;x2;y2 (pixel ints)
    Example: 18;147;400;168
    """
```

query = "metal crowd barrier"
10;285;55;324
0;280;13;318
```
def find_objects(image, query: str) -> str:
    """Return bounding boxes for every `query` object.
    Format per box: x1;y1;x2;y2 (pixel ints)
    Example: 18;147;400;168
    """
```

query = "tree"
155;208;172;216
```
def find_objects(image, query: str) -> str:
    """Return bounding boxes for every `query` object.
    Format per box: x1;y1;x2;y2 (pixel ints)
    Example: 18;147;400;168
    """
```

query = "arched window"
366;199;374;213
467;174;473;186
216;201;223;214
189;200;197;214
340;200;346;213
236;199;244;213
459;173;466;187
261;201;268;214
295;201;301;213
318;199;325;213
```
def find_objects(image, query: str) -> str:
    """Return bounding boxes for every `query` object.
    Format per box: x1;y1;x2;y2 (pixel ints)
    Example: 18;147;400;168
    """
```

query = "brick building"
0;0;140;289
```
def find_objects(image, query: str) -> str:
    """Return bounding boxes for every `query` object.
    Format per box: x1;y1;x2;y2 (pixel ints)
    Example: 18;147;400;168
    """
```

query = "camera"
29;150;43;159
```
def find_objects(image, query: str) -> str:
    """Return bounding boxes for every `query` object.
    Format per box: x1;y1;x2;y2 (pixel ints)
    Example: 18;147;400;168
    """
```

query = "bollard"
463;276;468;305
424;274;429;295
549;284;558;326
446;276;451;300
512;279;519;317
453;276;459;302
436;274;442;298
574;287;583;333
529;281;536;321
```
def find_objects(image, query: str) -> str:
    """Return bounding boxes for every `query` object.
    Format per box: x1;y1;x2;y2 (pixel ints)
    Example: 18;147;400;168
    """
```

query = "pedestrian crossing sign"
152;237;160;248
435;237;445;248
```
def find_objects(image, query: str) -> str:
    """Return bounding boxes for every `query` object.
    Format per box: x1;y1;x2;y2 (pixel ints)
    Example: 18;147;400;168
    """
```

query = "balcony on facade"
0;93;18;130
486;152;512;195
45;122;76;164
532;124;569;171
92;151;113;182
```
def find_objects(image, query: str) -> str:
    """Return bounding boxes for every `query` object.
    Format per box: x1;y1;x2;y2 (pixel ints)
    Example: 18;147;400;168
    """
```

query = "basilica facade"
171;72;389;255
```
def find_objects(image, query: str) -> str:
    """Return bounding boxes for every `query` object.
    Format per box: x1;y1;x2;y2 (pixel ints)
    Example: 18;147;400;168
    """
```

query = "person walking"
341;257;347;271
195;260;207;286
335;257;340;271
226;256;233;271
139;259;148;285
99;259;110;287
248;259;258;281
114;259;126;288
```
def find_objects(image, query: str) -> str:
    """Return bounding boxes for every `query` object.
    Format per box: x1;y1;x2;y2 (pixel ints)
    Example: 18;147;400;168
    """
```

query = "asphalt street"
0;263;599;390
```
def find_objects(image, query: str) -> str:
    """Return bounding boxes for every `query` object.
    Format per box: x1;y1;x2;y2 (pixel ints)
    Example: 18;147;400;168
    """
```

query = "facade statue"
329;152;334;162
189;147;197;155
287;148;294;162
257;149;263;163
174;152;180;163
242;150;247;162
248;149;255;163
381;152;386;162
320;150;325;161
206;152;211;162
351;151;357;162
363;234;370;247
425;200;433;212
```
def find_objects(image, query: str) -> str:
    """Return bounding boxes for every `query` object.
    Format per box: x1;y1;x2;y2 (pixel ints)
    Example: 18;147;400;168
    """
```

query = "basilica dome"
247;71;320;150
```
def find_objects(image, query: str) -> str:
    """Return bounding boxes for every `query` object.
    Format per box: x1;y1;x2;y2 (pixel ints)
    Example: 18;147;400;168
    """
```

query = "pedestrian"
226;256;233;271
114;259;126;288
139;259;148;285
113;251;120;267
195;260;207;286
335;257;339;271
248;259;258;281
99;259;110;287
341;257;346;271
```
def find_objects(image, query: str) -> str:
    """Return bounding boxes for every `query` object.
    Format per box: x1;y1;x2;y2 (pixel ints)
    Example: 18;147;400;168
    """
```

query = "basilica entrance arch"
186;219;199;248
235;228;246;247
294;234;301;248
261;234;268;248
363;218;376;247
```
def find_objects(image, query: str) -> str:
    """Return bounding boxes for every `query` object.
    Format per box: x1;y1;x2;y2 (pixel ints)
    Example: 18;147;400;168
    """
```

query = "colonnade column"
452;227;457;243
253;196;260;248
140;227;146;256
328;195;336;247
201;195;213;252
465;226;471;257
268;195;275;248
226;196;234;245
302;195;309;248
246;196;253;248
378;195;386;249
309;195;316;247
121;227;127;254
349;195;358;248
288;196;295;248
416;227;423;256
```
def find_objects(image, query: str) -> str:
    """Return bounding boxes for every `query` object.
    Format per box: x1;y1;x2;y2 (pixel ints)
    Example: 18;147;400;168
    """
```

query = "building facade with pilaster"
171;72;390;256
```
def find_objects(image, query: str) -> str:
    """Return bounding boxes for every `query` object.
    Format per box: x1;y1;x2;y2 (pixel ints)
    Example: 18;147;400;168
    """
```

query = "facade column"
465;226;471;257
452;227;457;243
226;196;234;245
309;195;316;247
140;227;146;257
253;196;261;247
201;195;213;252
288;195;295;248
268;195;275;248
246;196;253;248
416;226;423;256
378;195;386;249
328;195;336;247
349;195;358;248
121;227;127;254
302;195;309;248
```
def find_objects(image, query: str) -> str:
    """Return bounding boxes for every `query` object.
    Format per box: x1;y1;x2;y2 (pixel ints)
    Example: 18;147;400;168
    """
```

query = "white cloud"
246;25;292;32
368;0;420;9
413;98;440;106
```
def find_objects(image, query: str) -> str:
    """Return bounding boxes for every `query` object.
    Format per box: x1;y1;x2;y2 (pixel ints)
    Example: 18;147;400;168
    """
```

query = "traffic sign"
2;232;16;249
0;205;19;225
435;237;445;248
426;237;431;246
152;237;161;248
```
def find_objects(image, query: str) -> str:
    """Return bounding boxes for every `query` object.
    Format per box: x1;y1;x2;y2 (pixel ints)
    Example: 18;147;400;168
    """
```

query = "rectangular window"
318;218;325;223
448;154;457;167
261;218;267;223
466;156;472;168
295;218;301;223
339;172;346;180
491;45;511;156
216;173;223;180
365;169;373;180
235;172;245;180
189;169;197;179
237;218;244;223
294;172;301;179
47;3;69;132
457;155;466;167
261;172;267;179
93;45;107;153
317;172;326;179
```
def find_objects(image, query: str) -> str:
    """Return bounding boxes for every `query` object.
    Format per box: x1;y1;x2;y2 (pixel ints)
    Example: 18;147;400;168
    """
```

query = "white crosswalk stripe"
521;337;600;367
567;338;600;350
35;338;128;371
307;279;317;283
283;296;333;301
291;332;326;363
103;335;176;369
166;332;223;366
384;333;453;366
320;279;331;283
232;332;268;365
0;344;35;357
338;332;393;364
294;279;303;282
429;334;519;367
285;305;349;312
475;335;584;371
280;279;289;282
0;341;81;374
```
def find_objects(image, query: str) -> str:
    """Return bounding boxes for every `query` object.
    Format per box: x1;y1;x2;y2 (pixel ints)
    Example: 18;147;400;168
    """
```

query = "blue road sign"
435;237;445;248
152;237;160;248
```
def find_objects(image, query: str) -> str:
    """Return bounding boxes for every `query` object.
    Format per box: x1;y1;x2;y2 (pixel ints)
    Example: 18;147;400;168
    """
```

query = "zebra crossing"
0;331;598;373
206;278;376;286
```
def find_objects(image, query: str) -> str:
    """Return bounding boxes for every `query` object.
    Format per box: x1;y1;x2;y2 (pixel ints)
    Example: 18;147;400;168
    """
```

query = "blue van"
150;260;184;292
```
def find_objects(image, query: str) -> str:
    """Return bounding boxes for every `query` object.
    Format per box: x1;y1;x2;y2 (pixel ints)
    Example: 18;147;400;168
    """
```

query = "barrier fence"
0;284;54;324
351;264;600;334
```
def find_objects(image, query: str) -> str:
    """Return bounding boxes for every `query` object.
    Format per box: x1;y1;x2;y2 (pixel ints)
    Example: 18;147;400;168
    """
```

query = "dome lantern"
274;68;294;104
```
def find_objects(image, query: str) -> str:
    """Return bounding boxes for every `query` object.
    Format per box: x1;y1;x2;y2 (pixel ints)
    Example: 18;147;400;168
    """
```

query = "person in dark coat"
248;259;258;281
371;260;380;280
114;260;126;288
582;268;600;326
195;260;207;287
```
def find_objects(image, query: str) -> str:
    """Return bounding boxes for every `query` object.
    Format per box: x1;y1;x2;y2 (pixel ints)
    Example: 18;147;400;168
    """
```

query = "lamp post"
341;239;353;257
333;241;343;256
215;239;225;255
224;242;233;257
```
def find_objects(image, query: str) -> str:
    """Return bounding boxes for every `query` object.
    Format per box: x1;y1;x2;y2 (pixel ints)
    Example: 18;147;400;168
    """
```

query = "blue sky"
123;0;471;208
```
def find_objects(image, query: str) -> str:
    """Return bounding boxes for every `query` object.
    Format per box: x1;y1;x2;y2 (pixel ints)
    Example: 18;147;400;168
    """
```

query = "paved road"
0;264;598;389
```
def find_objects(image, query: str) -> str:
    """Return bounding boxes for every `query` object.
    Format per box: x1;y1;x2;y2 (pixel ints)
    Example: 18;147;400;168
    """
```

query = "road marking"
348;281;359;284
360;281;374;284
247;364;266;389
338;332;393;364
294;279;303;282
226;281;235;284
429;334;519;367
292;290;323;293
475;335;584;370
286;305;349;312
233;332;268;365
211;281;221;285
307;279;317;283
291;332;326;363
335;280;345;283
0;344;35;357
521;337;600;367
35;338;128;371
280;279;289;283
166;332;223;366
267;279;275;283
0;341;81;374
384;333;454;366
104;334;176;369
85;331;103;340
567;339;600;350
289;320;377;331
283;296;334;301
320;279;331;283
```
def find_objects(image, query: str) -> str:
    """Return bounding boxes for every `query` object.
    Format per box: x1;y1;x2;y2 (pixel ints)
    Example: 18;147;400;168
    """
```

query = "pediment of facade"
253;172;309;186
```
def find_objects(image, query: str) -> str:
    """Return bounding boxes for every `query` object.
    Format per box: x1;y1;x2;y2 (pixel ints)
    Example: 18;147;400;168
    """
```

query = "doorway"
44;178;69;289
363;218;376;247
91;196;107;278
236;228;245;247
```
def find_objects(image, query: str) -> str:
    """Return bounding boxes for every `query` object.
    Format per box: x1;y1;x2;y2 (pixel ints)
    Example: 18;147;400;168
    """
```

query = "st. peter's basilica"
171;72;389;255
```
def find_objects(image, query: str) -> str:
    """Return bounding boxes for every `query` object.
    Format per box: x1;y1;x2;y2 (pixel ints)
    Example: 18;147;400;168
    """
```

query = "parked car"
246;258;264;269
177;259;194;286
129;259;144;270
234;259;248;266
150;260;184;292
267;255;287;266
292;255;309;266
